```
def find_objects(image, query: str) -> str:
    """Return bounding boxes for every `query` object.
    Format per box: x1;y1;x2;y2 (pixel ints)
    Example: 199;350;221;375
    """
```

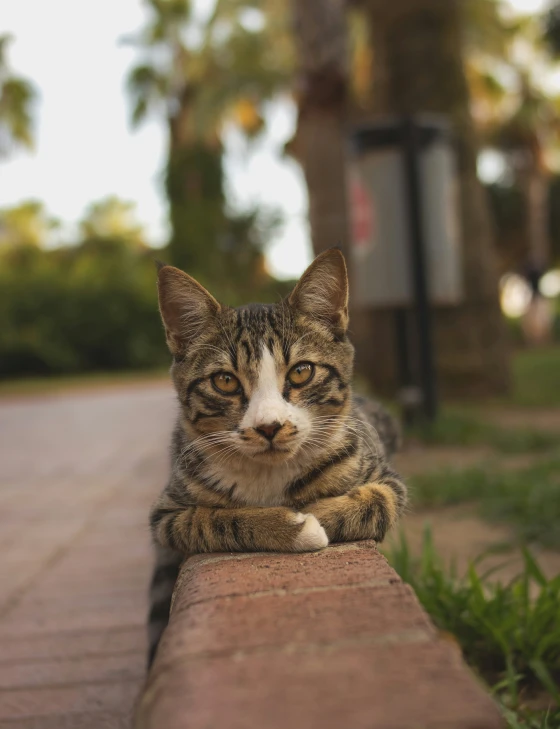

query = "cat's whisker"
211;444;244;470
179;432;235;458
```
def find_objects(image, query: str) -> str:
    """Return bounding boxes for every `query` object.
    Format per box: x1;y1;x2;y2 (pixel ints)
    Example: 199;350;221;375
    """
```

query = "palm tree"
125;0;292;275
0;34;37;159
467;6;560;348
493;78;560;272
289;0;351;257
544;2;560;56
347;0;511;397
478;7;560;271
474;12;560;342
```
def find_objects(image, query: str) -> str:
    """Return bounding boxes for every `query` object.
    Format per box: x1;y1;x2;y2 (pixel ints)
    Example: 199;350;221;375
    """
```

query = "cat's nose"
255;422;282;441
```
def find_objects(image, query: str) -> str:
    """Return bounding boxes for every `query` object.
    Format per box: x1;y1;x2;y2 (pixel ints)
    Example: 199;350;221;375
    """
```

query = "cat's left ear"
288;248;349;337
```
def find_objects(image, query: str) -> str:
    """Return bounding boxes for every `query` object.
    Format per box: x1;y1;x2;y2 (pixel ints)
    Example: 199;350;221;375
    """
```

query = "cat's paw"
292;512;329;552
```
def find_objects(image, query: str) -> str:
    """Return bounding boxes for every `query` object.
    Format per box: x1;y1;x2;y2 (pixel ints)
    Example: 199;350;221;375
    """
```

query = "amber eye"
287;362;315;387
212;372;241;395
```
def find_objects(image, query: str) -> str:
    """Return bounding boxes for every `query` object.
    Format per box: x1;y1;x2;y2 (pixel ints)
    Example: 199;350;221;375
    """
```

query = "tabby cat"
147;249;407;667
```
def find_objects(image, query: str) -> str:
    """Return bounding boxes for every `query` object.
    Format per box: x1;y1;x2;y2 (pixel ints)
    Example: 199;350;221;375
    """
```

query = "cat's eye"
287;362;315;387
212;372;240;395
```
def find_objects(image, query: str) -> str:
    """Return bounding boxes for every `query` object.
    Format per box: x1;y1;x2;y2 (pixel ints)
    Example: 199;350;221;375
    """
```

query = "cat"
147;248;407;667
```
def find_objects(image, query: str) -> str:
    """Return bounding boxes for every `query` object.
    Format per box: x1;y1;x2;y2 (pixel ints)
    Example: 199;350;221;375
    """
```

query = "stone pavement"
0;384;176;728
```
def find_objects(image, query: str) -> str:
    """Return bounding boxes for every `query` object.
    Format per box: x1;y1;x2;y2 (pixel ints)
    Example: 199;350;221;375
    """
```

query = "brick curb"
134;541;504;729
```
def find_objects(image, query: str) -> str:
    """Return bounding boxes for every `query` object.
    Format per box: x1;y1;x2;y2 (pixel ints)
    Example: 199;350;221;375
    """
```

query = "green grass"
386;530;560;728
0;368;169;397
501;705;560;729
411;408;560;454
410;454;560;549
512;348;560;409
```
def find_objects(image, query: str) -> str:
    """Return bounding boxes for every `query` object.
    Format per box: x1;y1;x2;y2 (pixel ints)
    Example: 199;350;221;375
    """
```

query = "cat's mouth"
233;428;301;461
266;440;289;450
262;445;291;455
247;444;295;462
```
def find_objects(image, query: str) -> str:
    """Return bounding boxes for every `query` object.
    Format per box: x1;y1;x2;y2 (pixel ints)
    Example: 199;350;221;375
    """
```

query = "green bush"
0;241;168;377
0;236;292;379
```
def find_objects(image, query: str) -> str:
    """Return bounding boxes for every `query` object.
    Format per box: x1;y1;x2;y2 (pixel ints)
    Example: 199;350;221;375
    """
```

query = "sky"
0;0;550;279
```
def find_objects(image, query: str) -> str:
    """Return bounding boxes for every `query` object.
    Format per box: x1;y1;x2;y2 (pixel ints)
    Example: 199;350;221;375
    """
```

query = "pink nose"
255;422;282;441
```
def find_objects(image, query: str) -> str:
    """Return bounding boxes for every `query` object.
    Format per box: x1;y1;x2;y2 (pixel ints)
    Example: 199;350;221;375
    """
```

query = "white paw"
292;513;329;552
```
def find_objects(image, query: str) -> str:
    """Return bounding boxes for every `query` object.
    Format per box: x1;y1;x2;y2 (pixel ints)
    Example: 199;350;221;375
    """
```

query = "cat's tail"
146;545;183;669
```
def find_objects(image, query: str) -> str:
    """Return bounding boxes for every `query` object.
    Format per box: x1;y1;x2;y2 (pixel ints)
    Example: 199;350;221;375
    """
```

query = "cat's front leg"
150;503;328;554
302;470;407;544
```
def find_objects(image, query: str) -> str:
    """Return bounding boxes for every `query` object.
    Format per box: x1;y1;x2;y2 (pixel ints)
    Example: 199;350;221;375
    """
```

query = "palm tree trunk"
166;90;225;277
290;0;351;257
520;162;553;344
524;166;550;270
352;0;511;397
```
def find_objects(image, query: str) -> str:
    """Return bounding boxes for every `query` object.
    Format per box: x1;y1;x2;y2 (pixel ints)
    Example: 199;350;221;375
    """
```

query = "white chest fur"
203;457;304;506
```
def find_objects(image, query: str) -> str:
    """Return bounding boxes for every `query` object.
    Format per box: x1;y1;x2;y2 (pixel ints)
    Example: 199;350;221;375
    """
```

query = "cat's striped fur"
147;249;407;667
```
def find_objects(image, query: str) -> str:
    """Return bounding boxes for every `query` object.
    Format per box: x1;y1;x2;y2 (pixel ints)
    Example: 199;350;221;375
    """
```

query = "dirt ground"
390;410;560;583
386;504;560;583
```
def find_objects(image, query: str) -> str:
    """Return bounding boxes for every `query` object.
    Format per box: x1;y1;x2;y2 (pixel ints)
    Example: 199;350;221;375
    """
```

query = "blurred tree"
547;174;560;265
491;75;560;274
79;196;147;248
544;1;560;56
0;34;37;159
0;200;59;249
463;0;518;128
288;0;515;259
463;0;511;52
486;173;560;272
347;0;511;397
125;0;292;278
485;179;527;273
466;4;560;343
289;0;350;257
467;7;560;275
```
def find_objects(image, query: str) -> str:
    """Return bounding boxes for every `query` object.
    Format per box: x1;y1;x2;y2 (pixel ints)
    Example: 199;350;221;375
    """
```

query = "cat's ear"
288;249;349;337
157;265;221;355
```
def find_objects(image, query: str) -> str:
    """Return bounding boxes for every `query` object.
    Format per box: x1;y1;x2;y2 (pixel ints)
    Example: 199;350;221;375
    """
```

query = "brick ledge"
135;541;503;729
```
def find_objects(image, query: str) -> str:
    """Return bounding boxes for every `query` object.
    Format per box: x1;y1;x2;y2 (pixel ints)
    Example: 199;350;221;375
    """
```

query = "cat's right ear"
157;265;221;355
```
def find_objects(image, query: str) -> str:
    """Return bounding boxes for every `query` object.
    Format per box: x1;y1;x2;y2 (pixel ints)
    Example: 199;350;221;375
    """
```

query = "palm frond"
463;0;515;57
126;63;169;127
544;2;560;57
0;78;36;149
125;0;292;140
0;33;14;71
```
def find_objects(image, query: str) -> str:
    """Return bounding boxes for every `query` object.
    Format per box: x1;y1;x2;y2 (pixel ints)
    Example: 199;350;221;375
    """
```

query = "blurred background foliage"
0;192;289;377
0;1;298;378
0;33;37;159
124;0;293;275
1;0;560;382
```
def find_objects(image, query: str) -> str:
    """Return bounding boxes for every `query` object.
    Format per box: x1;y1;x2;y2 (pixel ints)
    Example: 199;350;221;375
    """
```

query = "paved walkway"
2;383;558;726
0;384;176;728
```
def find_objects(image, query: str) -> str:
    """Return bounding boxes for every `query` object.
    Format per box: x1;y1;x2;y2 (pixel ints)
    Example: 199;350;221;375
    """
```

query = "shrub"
0;242;168;377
